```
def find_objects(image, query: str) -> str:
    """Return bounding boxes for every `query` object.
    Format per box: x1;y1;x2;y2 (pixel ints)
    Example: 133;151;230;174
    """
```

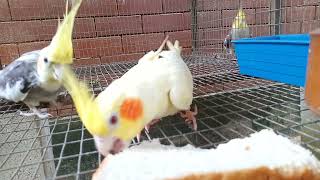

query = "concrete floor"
0;113;55;180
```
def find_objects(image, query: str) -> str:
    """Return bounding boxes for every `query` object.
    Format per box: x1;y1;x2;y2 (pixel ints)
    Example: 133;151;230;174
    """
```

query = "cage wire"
0;0;320;179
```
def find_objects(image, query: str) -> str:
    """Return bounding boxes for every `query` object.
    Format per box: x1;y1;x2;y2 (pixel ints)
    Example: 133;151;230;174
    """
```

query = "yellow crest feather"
49;0;83;64
232;9;248;29
61;65;109;136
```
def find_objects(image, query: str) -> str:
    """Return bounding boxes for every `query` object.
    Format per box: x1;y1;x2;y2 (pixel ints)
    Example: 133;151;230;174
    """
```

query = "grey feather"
0;51;40;102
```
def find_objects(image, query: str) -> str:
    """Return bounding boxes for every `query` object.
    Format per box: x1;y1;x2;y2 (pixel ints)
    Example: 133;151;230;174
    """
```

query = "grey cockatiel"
223;8;252;55
0;0;83;118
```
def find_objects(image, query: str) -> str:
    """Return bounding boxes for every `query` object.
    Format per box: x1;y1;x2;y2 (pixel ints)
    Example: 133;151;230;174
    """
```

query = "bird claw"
18;110;35;117
180;105;198;131
36;112;53;119
136;119;160;143
18;110;52;119
136;133;141;143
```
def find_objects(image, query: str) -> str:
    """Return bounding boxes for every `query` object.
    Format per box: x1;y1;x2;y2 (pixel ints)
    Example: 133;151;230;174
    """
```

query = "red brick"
197;0;219;11
182;47;192;56
240;0;270;8
222;9;255;27
118;0;162;15
0;21;45;43
196;29;223;47
256;8;270;24
304;0;319;5
198;29;226;46
73;18;96;38
122;33;165;53
198;11;222;28
163;0;191;13
9;0;117;20
0;0;11;21
198;44;223;54
281;22;301;34
9;0;65;20
285;6;316;22
48;105;76;117
195;1;242;12
200;29;226;45
281;8;287;22
222;0;240;10
0;44;19;65
73;58;101;67
252;25;271;37
78;0;118;17
282;0;304;7
74;37;123;58
101;53;145;64
143;13;191;33
0;18;95;44
96;15;142;36
302;20;320;33
165;30;192;48
18;41;49;55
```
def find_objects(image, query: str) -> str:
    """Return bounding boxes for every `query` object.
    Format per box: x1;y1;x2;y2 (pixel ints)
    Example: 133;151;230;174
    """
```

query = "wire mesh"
0;0;319;179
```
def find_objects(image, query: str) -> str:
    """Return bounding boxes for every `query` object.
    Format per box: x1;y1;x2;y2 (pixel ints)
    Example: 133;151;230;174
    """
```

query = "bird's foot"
144;119;160;133
136;119;160;143
179;105;198;130
18;110;36;117
34;112;53;119
18;108;52;119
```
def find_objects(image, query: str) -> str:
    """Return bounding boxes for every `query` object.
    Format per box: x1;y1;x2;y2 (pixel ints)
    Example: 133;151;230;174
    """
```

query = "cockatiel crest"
62;66;109;136
48;0;82;65
232;9;248;29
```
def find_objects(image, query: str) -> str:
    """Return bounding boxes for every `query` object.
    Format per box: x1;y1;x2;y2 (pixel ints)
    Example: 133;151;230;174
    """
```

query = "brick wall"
196;0;272;54
0;0;192;65
196;0;320;54
0;0;319;65
281;0;320;34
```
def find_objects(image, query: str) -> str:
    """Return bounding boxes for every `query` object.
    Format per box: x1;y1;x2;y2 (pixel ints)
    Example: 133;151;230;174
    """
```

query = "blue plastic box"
232;34;310;87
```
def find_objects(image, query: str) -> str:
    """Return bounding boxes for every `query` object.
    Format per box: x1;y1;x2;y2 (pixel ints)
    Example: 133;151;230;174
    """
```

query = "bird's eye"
43;58;48;63
110;115;118;125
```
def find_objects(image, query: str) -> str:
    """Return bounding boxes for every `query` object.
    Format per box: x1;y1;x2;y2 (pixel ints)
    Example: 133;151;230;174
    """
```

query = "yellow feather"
49;0;83;64
232;9;248;29
61;65;109;136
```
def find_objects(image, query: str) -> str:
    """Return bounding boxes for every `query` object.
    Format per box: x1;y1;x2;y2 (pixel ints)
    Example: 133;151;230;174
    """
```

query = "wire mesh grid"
0;57;319;179
0;0;320;179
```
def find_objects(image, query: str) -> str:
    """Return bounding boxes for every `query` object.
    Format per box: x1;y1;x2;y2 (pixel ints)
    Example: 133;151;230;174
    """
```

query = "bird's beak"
53;64;63;81
48;0;83;65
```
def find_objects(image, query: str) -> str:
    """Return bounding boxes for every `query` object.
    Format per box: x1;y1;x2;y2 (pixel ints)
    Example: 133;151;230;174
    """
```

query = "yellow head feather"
49;0;83;64
232;9;248;29
61;65;109;136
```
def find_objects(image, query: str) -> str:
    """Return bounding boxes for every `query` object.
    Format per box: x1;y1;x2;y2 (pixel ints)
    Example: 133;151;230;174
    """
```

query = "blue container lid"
232;34;310;45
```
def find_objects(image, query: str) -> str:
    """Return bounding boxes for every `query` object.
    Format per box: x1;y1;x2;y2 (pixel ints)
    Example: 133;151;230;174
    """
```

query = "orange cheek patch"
120;98;143;121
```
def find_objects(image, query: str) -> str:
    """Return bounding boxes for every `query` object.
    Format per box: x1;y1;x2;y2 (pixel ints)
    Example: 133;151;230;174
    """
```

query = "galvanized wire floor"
0;56;319;180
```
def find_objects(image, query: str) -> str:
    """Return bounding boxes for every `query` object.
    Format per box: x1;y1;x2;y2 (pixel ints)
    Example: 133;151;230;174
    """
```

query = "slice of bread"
93;129;320;180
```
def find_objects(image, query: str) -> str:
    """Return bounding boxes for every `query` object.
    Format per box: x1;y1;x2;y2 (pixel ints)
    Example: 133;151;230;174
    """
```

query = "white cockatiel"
61;36;197;156
0;0;82;118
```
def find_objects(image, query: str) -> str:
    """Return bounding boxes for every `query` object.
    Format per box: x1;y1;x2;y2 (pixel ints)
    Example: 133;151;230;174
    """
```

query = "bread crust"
93;158;320;180
168;167;320;180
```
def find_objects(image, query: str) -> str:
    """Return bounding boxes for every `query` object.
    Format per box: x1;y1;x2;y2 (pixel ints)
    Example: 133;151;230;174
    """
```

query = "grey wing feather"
0;51;40;102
